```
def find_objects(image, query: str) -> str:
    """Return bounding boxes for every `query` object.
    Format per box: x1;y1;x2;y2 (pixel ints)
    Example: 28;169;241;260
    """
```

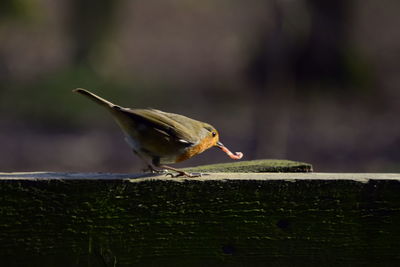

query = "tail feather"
72;88;116;108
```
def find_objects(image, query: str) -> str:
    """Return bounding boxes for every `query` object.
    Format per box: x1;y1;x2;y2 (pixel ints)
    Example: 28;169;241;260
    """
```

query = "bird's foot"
165;171;202;178
158;165;202;178
142;165;168;174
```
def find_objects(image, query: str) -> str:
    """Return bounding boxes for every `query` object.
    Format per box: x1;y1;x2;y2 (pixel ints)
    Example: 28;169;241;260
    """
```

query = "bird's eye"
212;132;217;137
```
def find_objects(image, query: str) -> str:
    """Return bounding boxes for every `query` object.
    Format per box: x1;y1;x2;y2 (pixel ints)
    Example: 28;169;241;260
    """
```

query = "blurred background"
0;0;399;173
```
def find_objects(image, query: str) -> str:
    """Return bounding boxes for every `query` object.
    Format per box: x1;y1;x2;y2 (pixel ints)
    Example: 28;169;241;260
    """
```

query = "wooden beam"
0;171;399;266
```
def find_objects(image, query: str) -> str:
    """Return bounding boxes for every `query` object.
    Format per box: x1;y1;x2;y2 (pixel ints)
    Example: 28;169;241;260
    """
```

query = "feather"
118;108;205;144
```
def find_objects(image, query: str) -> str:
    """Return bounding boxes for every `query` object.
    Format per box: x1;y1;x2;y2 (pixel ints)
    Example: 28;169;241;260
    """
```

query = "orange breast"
175;136;216;163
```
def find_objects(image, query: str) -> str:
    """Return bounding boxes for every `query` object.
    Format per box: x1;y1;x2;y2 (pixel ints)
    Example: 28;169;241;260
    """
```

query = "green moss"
185;159;313;173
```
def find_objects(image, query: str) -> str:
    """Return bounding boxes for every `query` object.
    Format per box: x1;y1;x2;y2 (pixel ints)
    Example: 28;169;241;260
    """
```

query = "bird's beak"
215;141;224;149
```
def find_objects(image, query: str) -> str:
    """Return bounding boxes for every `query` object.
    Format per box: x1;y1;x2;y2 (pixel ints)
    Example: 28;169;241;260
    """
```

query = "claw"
165;171;201;178
142;165;167;174
158;165;201;178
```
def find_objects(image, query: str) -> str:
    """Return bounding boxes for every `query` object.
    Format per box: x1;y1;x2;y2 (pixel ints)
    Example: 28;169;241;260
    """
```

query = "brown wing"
110;107;207;157
120;108;205;144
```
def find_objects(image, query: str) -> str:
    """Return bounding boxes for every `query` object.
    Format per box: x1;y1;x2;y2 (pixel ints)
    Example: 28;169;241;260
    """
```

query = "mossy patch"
185;159;313;173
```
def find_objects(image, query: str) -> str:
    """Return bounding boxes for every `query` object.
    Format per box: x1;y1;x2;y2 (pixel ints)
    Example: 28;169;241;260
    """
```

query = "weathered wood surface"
1;171;400;266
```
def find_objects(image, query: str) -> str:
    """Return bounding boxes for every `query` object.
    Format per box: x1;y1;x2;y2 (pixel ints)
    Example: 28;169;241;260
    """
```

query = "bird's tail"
72;88;117;109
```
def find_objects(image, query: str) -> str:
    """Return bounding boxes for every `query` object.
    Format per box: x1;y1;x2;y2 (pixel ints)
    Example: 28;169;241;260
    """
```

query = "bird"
72;88;243;177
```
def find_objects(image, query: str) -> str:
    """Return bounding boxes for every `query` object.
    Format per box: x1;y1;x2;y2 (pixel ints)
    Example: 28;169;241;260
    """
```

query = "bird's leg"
145;158;199;177
132;150;167;174
159;165;201;178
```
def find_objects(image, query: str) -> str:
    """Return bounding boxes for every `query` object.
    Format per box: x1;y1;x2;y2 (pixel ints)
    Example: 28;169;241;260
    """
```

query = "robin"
72;88;243;177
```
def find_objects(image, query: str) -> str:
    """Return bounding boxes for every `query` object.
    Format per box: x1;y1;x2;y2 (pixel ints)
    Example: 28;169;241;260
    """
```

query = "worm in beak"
216;141;243;160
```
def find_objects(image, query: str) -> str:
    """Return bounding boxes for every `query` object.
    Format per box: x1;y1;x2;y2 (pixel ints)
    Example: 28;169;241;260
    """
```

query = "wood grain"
0;172;400;266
